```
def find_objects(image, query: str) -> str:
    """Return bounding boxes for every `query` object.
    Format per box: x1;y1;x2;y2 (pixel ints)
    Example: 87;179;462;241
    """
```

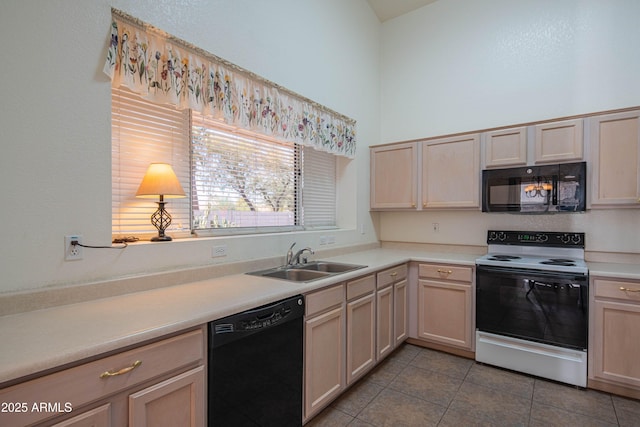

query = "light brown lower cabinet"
304;265;409;422
304;284;345;421
51;404;112;427
589;276;640;399
416;263;474;351
346;275;376;385
394;277;408;346
129;366;204;427
0;328;206;427
376;264;408;360
376;285;394;360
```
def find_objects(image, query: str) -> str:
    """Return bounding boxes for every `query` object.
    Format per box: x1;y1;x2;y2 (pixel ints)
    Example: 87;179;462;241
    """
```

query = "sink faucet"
292;247;314;265
286;242;314;266
286;242;297;266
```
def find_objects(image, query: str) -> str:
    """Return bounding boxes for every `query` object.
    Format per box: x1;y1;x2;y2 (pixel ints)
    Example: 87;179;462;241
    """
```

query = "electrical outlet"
432;223;440;232
319;236;327;245
212;245;228;258
65;235;83;261
326;235;336;244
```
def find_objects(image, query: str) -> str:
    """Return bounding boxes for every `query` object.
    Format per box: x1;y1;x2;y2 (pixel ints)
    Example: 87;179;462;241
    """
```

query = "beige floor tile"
306;406;354;427
364;358;405;387
356;388;446;426
529;400;618;427
612;395;640;427
465;363;535;399
448;381;531;425
307;343;639;427
409;347;473;379
347;418;376;427
533;379;618;425
332;379;384;416
385;343;421;365
388;364;462;406
438;407;505;427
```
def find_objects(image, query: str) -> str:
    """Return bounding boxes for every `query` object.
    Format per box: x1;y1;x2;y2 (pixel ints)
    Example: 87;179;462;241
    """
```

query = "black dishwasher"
208;295;305;427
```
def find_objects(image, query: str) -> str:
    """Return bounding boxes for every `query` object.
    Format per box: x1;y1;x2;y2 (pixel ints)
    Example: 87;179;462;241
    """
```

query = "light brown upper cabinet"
370;142;418;210
483;127;527;168
533;118;584;164
589;110;640;207
421;134;480;209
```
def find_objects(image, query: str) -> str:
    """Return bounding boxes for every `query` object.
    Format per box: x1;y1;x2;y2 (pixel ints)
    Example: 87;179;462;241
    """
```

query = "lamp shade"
136;163;186;198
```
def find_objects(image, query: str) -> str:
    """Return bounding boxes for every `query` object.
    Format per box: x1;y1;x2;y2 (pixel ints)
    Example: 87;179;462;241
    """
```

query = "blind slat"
112;87;190;236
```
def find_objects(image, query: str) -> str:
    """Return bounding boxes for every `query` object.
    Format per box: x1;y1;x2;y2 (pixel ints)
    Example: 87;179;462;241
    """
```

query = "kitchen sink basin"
248;261;367;282
260;269;331;281
296;261;366;273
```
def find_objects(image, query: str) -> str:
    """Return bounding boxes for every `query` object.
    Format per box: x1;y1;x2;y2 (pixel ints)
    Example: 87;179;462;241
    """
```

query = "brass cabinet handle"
620;286;640;293
437;269;453;275
100;360;142;379
390;272;398;277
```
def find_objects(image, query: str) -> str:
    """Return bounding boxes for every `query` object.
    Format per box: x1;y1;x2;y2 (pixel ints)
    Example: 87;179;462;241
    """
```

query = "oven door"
476;265;588;350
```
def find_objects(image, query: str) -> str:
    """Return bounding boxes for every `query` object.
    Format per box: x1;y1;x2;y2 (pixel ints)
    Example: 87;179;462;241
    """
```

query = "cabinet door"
422;135;480;209
589;110;640;207
591;300;640;388
534;119;584;164
483;127;527;168
418;279;473;350
304;306;344;419
52;404;111;427
376;285;394;360
129;366;205;427
394;279;408;345
346;293;375;384
370;143;418;209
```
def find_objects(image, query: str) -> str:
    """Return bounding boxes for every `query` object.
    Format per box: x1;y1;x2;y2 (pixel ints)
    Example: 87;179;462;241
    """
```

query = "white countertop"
587;261;640;280
0;248;477;385
1;247;638;386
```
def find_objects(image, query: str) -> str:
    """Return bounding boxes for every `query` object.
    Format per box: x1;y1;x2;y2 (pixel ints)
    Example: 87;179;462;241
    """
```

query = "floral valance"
103;10;356;158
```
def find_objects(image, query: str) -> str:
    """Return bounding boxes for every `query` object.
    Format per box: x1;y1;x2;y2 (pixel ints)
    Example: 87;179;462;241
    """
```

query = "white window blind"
112;89;337;238
111;87;191;238
302;148;337;228
191;112;298;231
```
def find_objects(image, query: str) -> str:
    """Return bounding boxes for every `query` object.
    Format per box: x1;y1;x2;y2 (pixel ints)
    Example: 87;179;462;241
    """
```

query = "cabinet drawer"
376;264;407;289
419;263;472;282
346;275;375;300
306;284;344;317
593;278;640;302
0;329;204;427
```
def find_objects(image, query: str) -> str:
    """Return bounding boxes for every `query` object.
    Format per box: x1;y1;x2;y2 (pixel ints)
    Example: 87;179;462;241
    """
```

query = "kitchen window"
112;87;337;240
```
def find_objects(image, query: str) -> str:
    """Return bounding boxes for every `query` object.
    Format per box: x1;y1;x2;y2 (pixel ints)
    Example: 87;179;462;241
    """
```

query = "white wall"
0;0;381;293
381;0;640;141
378;0;640;254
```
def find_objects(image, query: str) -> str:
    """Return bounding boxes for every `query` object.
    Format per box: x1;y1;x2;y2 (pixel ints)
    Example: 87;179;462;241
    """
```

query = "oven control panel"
487;230;584;248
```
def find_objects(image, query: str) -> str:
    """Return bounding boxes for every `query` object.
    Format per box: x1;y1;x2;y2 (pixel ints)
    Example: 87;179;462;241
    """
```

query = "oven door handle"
476;265;587;282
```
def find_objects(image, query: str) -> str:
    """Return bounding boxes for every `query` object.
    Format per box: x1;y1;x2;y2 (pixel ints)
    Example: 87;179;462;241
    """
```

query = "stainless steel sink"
260;268;331;281
248;261;366;282
296;261;366;273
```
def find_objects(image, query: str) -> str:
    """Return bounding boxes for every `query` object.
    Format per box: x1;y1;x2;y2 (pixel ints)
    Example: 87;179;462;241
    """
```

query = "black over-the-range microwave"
482;162;586;213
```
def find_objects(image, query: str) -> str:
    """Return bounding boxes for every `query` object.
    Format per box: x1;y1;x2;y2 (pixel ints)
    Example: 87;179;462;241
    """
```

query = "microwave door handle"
552;176;558;205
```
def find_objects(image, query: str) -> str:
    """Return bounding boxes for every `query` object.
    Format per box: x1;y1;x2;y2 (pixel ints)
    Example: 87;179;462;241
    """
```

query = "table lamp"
136;163;186;241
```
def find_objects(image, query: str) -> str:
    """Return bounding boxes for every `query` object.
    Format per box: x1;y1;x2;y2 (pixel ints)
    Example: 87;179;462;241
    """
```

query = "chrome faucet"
286;242;297;266
286;242;314;266
292;247;314;265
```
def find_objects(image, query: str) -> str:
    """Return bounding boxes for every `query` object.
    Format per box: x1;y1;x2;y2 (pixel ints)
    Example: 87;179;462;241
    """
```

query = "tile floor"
306;343;640;427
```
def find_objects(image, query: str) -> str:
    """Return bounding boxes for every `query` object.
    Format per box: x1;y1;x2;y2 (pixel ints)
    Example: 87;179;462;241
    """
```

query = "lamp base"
150;198;173;242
